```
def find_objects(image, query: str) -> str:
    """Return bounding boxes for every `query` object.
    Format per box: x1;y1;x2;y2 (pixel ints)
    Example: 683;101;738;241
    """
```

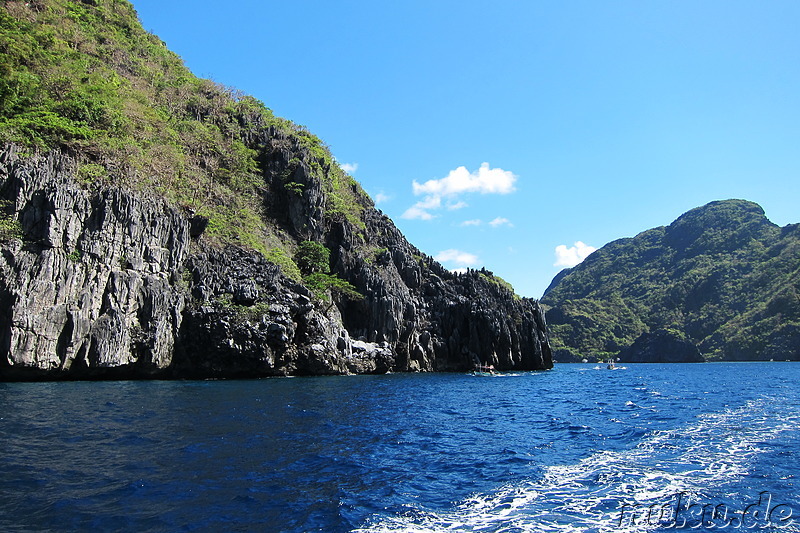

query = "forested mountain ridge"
542;199;800;362
0;0;552;379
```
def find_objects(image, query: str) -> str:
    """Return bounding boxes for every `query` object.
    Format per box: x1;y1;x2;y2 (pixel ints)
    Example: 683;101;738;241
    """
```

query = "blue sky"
133;0;800;298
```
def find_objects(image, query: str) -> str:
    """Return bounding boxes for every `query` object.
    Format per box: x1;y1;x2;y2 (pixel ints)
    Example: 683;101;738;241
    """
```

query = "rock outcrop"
0;145;552;379
618;329;703;363
0;146;189;379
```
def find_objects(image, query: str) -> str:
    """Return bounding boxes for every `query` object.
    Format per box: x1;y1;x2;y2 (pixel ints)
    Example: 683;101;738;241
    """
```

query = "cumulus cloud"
434;249;480;267
373;192;390;205
401;205;435;221
460;219;482;227
489;217;513;228
401;195;441;220
418;195;442;209
402;163;517;221
340;162;358;173
554;241;597;267
412;163;517;197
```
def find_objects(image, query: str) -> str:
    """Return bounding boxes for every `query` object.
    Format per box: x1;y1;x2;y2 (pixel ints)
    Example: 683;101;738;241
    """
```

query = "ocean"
0;362;797;532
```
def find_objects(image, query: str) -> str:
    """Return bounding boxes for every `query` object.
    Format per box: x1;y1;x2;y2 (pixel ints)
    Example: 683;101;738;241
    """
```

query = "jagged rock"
233;280;259;305
188;215;209;238
618;329;704;363
0;146;188;379
0;143;552;380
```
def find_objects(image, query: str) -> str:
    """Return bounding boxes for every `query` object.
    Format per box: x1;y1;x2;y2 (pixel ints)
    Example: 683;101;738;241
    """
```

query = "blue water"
0;363;798;532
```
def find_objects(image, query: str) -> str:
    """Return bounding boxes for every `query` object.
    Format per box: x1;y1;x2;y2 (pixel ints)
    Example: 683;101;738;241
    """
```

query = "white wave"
353;397;800;533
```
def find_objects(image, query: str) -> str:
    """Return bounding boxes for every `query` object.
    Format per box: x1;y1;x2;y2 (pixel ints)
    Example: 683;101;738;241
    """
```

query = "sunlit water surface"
1;362;798;532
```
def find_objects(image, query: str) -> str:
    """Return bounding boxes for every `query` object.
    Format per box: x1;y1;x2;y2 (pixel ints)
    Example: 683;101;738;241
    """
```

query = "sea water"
0;362;797;532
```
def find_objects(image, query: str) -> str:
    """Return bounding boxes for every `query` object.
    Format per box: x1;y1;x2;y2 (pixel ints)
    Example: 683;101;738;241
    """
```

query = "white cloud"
554;241;597;267
460;219;482;227
400;195;442;220
447;201;468;210
412;163;517;197
400;202;432;220
340;162;358;173
374;192;390;205
451;267;469;274
489;217;513;228
401;205;436;220
434;249;480;267
402;163;517;221
417;195;442;209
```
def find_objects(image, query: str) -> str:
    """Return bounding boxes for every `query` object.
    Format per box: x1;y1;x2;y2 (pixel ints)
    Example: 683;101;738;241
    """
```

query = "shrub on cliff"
294;240;361;302
295;241;330;275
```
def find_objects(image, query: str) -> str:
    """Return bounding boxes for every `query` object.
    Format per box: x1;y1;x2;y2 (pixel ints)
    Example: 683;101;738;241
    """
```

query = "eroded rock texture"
0;145;551;379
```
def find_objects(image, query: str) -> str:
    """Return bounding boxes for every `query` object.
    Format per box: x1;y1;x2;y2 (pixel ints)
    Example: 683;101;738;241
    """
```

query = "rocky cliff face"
0;144;552;379
0;145;189;378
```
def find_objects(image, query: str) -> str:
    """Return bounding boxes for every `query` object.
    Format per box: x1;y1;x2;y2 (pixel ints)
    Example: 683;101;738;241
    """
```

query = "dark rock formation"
0;145;552;379
0;146;188;379
618;329;703;363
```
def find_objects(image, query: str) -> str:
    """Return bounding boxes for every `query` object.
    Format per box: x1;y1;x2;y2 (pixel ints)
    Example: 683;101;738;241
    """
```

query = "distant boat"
605;359;627;370
472;363;497;376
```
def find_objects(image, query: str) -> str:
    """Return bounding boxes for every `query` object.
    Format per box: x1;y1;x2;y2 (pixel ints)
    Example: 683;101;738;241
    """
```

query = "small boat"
472;363;497;376
606;359;616;370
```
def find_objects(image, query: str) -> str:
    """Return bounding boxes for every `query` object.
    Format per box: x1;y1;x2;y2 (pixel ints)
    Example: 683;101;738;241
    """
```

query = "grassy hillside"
0;0;368;277
542;200;800;361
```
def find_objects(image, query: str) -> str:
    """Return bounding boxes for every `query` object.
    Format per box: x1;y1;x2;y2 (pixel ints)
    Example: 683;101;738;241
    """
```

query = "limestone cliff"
0;0;551;379
0;143;552;379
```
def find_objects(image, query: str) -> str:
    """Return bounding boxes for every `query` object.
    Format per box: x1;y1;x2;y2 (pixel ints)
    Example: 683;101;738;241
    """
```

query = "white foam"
354;397;800;533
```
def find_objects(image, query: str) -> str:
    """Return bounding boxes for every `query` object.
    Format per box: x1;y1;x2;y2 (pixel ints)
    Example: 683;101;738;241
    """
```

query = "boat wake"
354;396;800;532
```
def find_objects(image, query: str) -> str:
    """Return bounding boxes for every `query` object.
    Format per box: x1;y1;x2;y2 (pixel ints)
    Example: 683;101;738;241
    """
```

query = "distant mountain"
542;200;800;362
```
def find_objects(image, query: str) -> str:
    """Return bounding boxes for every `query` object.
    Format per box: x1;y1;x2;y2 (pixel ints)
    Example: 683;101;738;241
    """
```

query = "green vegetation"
66;248;82;262
0;200;22;241
264;247;301;281
76;162;105;184
543;200;800;361
544;296;647;361
0;0;370;276
479;271;520;300
283;181;304;196
363;246;389;265
295;240;330;275
229;300;272;323
303;272;363;302
323;163;367;230
294;240;362;301
212;292;272;323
